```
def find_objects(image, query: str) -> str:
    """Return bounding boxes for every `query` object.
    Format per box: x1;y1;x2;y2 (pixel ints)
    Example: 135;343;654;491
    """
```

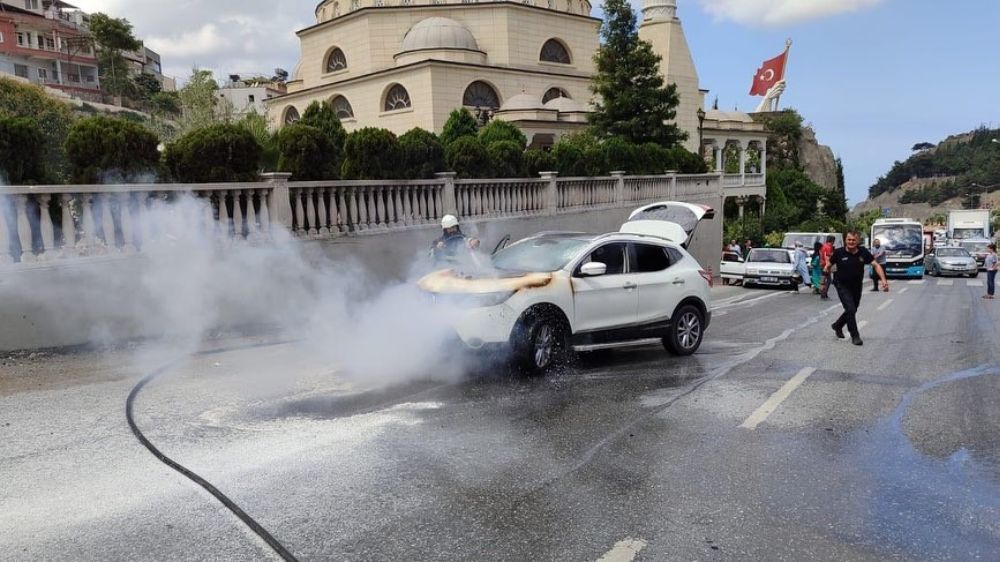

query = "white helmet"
441;214;459;229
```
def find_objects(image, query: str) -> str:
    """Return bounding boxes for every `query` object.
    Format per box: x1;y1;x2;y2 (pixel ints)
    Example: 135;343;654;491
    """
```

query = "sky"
69;0;1000;206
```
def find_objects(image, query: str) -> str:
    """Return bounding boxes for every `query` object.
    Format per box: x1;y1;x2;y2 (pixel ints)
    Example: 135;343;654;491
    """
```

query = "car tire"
970;272;979;278
663;305;704;356
511;311;567;375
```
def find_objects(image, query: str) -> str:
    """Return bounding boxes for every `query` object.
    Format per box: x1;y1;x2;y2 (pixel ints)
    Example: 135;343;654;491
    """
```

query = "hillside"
853;176;1000;223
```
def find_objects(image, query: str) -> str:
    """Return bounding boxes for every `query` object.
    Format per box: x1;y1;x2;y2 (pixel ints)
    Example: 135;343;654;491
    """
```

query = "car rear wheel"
663;305;704;356
512;312;567;375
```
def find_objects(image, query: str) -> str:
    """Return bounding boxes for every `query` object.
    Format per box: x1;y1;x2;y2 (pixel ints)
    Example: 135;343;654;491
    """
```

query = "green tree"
601;136;638;173
669;146;709;174
440;108;479;146
0;78;74;181
445;136;491;178
552;132;603;176
177;69;220;135
754;109;804;170
340;128;401;180
65;116;160;183
478;120;527;150
275;124;337;180
133;73;162;100
0;117;45;184
636;142;671;174
88;13;143;98
488;140;525;178
589;0;685;147
237;111;278;171
298;100;347;169
149;91;181;116
399;128;445;179
524;148;556;176
163;124;261;182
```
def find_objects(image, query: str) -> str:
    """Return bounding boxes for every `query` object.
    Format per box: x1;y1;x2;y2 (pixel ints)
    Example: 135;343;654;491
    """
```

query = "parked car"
417;202;715;374
924;246;979;277
958;239;992;270
742;248;799;288
720;251;745;285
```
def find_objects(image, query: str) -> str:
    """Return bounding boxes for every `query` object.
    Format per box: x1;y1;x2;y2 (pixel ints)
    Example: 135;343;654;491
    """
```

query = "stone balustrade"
1;171;752;265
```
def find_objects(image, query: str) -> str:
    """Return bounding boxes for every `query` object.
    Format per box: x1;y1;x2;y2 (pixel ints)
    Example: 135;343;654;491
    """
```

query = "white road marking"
968;280;984;287
740;367;817;430
938;279;954;286
877;298;894;311
710;290;784;311
908;279;925;285
858;320;869;329
597;538;648;562
898;287;909;294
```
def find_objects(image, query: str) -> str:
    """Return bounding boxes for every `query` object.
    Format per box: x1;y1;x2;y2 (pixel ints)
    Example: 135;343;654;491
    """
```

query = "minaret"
638;0;705;152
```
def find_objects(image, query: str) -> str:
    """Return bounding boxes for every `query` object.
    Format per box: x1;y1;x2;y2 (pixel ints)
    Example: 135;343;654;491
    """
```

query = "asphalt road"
2;277;999;561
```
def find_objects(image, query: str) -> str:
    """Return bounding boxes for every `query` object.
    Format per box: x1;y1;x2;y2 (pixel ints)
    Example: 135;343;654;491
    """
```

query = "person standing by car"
984;243;997;300
431;215;480;263
870;238;887;291
819;235;836;300
728;239;742;255
825;231;889;346
743;239;754;260
810;241;823;294
793;242;811;292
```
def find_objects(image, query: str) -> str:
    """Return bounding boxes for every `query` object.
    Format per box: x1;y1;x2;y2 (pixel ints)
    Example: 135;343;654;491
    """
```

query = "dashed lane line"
908;279;925;285
740;367;817;430
858;320;869;329
877;298;894;311
710;290;786;311
596;538;648;562
899;287;909;294
938;279;954;286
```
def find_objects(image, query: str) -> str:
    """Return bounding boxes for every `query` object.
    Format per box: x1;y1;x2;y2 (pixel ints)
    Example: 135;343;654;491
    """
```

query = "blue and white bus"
871;218;925;278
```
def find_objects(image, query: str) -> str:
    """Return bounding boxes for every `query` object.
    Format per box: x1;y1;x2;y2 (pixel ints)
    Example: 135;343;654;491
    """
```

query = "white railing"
1;169;754;265
744;173;765;186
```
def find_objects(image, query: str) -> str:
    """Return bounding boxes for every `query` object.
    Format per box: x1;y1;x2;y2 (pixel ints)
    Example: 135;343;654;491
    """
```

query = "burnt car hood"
418;269;553;294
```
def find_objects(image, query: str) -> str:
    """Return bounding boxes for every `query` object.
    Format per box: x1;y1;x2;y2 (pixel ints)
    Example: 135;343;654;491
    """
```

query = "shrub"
636;142;671;174
445;136;491;179
275;124;338;180
552;141;585;177
524;149;556;176
164;123;261;182
669;146;709;174
488;140;525;178
440;108;479;146
552;132;605;176
399;128;445;179
0;78;74;181
299;100;347;158
602;136;638;174
0;116;45;184
65;115;160;183
340;127;401;180
478;120;527;150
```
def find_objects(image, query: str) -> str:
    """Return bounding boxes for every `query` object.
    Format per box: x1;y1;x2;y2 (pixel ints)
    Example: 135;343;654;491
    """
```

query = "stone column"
0;198;11;264
610;171;626;206
540;171;559;215
760;143;767;178
118;193;136;252
59;193;76;255
38;194;55;259
738;141;748;185
260;172;293;232
14;195;35;262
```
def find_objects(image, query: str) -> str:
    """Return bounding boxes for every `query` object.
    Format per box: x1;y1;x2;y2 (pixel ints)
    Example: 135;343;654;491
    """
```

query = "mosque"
268;0;766;166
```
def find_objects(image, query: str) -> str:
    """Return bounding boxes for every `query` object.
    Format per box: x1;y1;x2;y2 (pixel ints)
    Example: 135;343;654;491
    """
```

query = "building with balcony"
0;0;100;99
218;75;287;117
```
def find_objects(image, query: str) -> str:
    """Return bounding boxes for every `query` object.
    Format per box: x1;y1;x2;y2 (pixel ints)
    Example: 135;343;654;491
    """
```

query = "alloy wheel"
678;312;702;350
534;324;554;368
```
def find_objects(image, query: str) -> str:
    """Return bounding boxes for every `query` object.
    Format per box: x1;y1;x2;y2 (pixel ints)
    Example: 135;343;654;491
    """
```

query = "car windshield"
960;242;988;254
872;225;922;257
748;249;790;263
936;248;971;258
781;234;820;248
492;236;590;273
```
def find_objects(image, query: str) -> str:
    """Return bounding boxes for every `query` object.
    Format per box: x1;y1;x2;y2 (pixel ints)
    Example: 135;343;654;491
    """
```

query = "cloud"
68;0;314;83
696;0;883;26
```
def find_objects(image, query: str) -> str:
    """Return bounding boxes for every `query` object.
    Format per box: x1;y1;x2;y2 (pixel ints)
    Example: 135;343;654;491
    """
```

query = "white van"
781;232;843;256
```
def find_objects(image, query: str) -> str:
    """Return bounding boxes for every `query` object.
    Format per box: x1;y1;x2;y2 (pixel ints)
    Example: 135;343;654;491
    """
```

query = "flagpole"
773;38;792;111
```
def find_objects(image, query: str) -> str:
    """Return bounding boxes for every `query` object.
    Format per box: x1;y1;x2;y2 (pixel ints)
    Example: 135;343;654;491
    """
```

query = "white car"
742;248;800;288
418;202;715;373
720;251;745;285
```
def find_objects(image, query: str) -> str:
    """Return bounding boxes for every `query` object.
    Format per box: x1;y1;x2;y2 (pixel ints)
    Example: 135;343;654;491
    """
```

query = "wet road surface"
2;279;999;561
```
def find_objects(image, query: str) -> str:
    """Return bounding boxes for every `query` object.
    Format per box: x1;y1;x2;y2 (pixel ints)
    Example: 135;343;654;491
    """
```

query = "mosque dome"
499;92;545;112
401;17;480;53
543;96;586;113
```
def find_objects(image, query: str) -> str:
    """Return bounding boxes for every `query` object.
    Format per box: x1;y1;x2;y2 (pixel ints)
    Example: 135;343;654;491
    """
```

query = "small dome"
401;17;479;52
499;92;544;112
543;96;586;113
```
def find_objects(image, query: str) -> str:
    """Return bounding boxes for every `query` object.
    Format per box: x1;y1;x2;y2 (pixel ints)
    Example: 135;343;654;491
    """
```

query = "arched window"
462;81;500;110
283;106;300;125
326;48;347;72
540;39;571;64
331;95;354;119
542;87;570;103
383;84;411;111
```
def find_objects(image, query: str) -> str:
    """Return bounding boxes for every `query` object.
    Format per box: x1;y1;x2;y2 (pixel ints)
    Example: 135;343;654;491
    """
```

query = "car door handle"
623;282;637;290
672;279;685;285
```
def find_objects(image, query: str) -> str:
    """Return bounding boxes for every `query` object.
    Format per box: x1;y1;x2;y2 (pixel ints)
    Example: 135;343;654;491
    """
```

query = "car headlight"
745;268;759;275
464;291;515;308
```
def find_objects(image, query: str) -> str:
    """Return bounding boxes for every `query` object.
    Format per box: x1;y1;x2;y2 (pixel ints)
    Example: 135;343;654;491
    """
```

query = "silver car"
924;247;979;278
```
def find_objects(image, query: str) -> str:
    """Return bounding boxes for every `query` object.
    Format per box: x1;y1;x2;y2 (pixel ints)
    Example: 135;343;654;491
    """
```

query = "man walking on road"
819;235;836;300
826;231;889;346
870;238;887;291
984;243;997;300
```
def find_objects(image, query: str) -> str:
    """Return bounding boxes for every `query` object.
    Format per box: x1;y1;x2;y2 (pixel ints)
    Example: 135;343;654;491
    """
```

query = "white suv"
418;202;715;373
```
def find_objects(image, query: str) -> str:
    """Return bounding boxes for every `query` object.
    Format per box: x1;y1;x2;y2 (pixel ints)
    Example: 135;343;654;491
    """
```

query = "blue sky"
644;0;1000;205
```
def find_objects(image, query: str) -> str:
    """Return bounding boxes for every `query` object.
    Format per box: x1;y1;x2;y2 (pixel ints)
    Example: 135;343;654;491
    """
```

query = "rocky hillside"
798;125;838;191
852;177;1000;223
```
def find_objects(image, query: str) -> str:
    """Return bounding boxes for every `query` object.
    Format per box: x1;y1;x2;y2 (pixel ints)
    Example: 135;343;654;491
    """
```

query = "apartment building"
219;75;287;117
0;0;101;99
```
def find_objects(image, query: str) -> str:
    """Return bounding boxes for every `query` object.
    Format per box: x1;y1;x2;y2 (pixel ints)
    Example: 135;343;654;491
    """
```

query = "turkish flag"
749;51;787;96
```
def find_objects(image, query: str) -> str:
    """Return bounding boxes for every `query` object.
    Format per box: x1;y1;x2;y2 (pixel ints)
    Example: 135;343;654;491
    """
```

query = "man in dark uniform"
824;231;889;346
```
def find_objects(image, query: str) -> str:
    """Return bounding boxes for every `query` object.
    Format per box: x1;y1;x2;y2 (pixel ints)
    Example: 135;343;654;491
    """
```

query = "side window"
631;243;672;273
580;243;626;275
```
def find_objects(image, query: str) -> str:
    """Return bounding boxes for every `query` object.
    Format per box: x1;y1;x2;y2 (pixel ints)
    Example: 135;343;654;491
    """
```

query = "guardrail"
1;170;743;265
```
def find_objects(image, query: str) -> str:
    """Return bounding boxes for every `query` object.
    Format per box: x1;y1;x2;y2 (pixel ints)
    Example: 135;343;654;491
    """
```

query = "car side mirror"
579;262;608;277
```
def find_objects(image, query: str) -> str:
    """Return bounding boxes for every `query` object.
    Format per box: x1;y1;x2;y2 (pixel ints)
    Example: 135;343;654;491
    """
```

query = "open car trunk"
619;201;715;248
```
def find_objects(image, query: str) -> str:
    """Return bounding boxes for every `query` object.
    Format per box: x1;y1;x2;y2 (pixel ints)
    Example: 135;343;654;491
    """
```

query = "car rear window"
631;243;672;272
748;249;791;263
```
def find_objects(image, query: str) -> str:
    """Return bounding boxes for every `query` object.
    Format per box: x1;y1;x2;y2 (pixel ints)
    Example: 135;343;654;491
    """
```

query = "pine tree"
590;0;686;147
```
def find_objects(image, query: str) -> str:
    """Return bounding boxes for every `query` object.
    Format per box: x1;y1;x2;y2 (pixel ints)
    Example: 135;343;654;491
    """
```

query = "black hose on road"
126;359;300;562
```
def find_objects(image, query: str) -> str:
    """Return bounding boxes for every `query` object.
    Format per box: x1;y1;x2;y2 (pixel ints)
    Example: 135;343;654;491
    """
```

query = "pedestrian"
818;235;835;300
870;238;887;291
743;239;754;260
984;243;997;300
793;242;811;292
810;241;823;294
826;231;889;346
728;239;742;255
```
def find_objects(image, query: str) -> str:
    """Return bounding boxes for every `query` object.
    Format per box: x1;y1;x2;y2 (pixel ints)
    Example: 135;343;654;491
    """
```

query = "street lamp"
696;107;706;159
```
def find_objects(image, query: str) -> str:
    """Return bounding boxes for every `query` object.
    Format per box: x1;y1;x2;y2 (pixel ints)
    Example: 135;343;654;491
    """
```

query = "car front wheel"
512;313;567;375
663;305;704;356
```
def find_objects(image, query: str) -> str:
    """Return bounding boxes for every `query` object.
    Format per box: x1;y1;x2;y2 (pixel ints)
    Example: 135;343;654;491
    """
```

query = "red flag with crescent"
749;50;787;96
